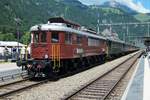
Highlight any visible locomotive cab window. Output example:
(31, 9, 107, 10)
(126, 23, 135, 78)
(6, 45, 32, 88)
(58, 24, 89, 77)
(41, 31, 47, 43)
(51, 32, 59, 43)
(33, 32, 40, 43)
(65, 32, 72, 44)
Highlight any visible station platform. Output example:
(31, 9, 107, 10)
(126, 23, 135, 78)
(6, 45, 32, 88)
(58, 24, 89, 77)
(0, 63, 23, 77)
(121, 54, 150, 100)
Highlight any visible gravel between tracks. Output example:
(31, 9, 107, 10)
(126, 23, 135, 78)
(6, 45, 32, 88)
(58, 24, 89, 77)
(5, 52, 138, 100)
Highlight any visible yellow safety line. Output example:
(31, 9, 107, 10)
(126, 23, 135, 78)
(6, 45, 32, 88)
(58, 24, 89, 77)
(59, 45, 60, 67)
(25, 46, 28, 60)
(56, 45, 59, 67)
(54, 45, 55, 69)
(51, 45, 52, 60)
(51, 44, 61, 70)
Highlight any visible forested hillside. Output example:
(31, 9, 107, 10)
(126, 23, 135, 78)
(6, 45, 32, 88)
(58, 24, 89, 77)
(0, 0, 147, 43)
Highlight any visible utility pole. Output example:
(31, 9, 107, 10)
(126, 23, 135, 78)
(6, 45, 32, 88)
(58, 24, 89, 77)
(126, 25, 129, 43)
(123, 32, 126, 42)
(14, 18, 21, 60)
(148, 23, 149, 37)
(97, 19, 100, 34)
(97, 11, 100, 34)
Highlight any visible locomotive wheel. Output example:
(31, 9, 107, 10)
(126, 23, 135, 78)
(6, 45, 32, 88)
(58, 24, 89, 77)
(44, 65, 55, 78)
(59, 60, 68, 75)
(78, 58, 84, 69)
(85, 58, 90, 67)
(82, 58, 86, 67)
(28, 69, 36, 78)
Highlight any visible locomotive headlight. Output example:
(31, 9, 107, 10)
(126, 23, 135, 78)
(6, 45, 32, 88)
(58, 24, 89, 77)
(102, 48, 105, 52)
(44, 54, 48, 59)
(27, 64, 32, 68)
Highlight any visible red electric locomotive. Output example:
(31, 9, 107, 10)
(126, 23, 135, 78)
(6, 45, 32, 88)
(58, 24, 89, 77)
(17, 17, 107, 77)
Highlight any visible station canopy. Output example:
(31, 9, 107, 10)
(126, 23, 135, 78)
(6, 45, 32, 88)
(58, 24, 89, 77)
(0, 41, 25, 47)
(143, 37, 150, 46)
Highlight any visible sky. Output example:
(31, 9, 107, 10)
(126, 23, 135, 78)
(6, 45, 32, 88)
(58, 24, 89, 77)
(78, 0, 150, 13)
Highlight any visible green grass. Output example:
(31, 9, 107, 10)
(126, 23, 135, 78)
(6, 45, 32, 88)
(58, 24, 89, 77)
(134, 13, 150, 22)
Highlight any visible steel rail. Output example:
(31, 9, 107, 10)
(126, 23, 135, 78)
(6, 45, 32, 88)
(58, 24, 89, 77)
(0, 78, 49, 98)
(0, 78, 29, 88)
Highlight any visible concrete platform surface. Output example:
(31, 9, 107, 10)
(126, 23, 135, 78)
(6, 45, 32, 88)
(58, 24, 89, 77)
(0, 63, 19, 71)
(0, 63, 22, 77)
(121, 54, 150, 100)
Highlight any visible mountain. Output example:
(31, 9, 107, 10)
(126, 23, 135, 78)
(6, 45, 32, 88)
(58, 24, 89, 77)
(0, 0, 143, 43)
(59, 0, 87, 9)
(100, 1, 137, 14)
(96, 0, 150, 22)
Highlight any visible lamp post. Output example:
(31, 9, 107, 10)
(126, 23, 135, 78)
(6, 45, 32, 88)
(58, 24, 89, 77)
(14, 18, 21, 60)
(148, 23, 149, 37)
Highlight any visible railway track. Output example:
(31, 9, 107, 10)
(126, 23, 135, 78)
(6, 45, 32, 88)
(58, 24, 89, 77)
(0, 78, 49, 98)
(65, 52, 142, 100)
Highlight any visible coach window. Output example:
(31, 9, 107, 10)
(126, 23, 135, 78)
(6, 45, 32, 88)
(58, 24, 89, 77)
(51, 32, 59, 43)
(41, 31, 47, 42)
(65, 32, 72, 44)
(34, 32, 40, 43)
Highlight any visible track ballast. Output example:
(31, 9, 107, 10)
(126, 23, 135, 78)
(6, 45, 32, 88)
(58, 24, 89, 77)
(65, 52, 142, 100)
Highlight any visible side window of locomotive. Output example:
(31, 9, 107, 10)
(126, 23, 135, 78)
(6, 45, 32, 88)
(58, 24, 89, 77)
(65, 32, 72, 44)
(51, 32, 59, 43)
(88, 38, 99, 46)
(77, 35, 82, 44)
(34, 32, 39, 43)
(41, 31, 47, 43)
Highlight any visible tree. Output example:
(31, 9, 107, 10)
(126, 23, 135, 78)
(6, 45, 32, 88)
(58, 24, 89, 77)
(0, 33, 16, 41)
(21, 32, 30, 45)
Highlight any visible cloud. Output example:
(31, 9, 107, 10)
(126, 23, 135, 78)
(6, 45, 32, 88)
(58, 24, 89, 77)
(79, 0, 150, 13)
(118, 0, 150, 13)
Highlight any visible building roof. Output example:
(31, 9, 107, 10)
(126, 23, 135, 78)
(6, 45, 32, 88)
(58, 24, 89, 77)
(0, 41, 25, 47)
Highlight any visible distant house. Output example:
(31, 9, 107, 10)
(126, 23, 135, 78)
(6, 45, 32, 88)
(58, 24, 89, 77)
(101, 28, 120, 40)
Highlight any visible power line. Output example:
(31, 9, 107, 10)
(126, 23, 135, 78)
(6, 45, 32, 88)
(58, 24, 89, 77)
(99, 22, 150, 26)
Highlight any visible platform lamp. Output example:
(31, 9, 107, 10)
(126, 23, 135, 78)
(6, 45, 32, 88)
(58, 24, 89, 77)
(14, 18, 21, 60)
